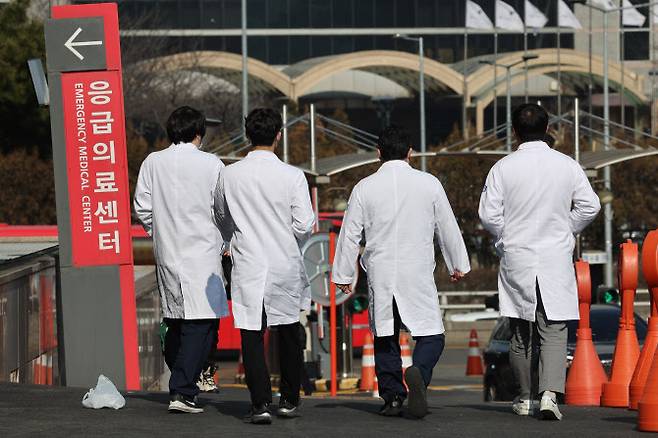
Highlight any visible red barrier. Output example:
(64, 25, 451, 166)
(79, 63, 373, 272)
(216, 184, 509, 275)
(631, 230, 658, 409)
(565, 261, 607, 405)
(601, 240, 641, 407)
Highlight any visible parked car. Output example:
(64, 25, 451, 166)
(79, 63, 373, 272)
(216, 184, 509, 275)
(482, 304, 648, 401)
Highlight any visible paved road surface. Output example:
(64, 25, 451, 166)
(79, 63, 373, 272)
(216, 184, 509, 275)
(0, 381, 644, 437)
(0, 349, 646, 437)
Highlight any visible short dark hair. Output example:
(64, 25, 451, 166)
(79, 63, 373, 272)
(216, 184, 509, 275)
(512, 103, 548, 142)
(245, 108, 282, 146)
(166, 106, 206, 144)
(377, 125, 411, 162)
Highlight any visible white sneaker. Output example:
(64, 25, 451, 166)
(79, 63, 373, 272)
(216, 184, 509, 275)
(512, 397, 536, 416)
(539, 392, 563, 421)
(168, 394, 204, 414)
(197, 366, 219, 393)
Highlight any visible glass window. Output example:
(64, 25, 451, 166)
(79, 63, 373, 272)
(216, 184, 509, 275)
(267, 36, 289, 64)
(434, 36, 460, 63)
(416, 0, 436, 27)
(222, 0, 241, 28)
(624, 31, 649, 61)
(155, 0, 178, 28)
(202, 1, 222, 28)
(498, 34, 524, 53)
(248, 0, 267, 27)
(203, 36, 228, 51)
(179, 0, 201, 28)
(250, 36, 268, 63)
(332, 36, 355, 56)
(354, 0, 374, 27)
(332, 0, 353, 27)
(223, 35, 241, 54)
(436, 0, 462, 27)
(310, 36, 333, 58)
(373, 35, 396, 51)
(375, 0, 395, 27)
(268, 0, 289, 28)
(289, 36, 311, 63)
(354, 35, 375, 51)
(310, 0, 331, 27)
(289, 0, 310, 27)
(395, 0, 415, 27)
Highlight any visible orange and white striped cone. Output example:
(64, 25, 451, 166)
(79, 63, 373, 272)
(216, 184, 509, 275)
(466, 329, 484, 376)
(400, 332, 413, 373)
(360, 332, 376, 391)
(372, 376, 379, 398)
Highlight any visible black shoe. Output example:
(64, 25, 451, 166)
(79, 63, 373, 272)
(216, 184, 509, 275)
(243, 404, 272, 424)
(378, 395, 404, 417)
(276, 399, 301, 418)
(168, 394, 204, 414)
(405, 366, 428, 418)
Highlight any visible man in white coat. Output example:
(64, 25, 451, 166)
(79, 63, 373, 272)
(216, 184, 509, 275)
(214, 108, 315, 424)
(134, 106, 229, 413)
(479, 103, 600, 421)
(332, 125, 471, 418)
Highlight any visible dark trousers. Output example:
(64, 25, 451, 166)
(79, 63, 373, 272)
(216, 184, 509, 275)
(374, 300, 446, 403)
(164, 318, 218, 398)
(241, 313, 304, 407)
(203, 319, 220, 369)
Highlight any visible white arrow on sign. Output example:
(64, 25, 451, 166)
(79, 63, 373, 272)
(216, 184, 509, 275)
(64, 27, 103, 61)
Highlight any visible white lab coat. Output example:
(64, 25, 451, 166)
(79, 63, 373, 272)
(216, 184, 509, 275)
(214, 150, 315, 330)
(478, 141, 601, 322)
(134, 143, 229, 320)
(332, 160, 471, 337)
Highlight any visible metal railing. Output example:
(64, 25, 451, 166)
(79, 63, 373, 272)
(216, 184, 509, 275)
(438, 289, 652, 312)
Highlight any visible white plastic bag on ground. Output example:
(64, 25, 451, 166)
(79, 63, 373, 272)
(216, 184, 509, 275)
(82, 374, 126, 409)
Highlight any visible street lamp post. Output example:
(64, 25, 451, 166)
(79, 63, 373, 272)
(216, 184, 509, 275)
(480, 54, 539, 152)
(394, 34, 426, 172)
(241, 0, 248, 140)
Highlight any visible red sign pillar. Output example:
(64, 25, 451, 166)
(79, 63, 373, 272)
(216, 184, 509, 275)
(45, 3, 140, 390)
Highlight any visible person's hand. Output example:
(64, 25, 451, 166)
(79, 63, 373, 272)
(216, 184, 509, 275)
(223, 249, 231, 257)
(335, 283, 353, 294)
(450, 270, 465, 283)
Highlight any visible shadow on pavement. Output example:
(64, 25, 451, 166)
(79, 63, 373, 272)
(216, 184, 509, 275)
(314, 401, 378, 415)
(125, 392, 170, 406)
(445, 403, 511, 414)
(212, 400, 252, 420)
(600, 416, 637, 425)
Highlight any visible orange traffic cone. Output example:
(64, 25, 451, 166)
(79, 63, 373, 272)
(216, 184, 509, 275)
(565, 261, 607, 405)
(360, 332, 376, 391)
(466, 329, 484, 376)
(638, 349, 658, 431)
(631, 230, 658, 409)
(400, 332, 413, 373)
(601, 240, 641, 407)
(372, 376, 379, 398)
